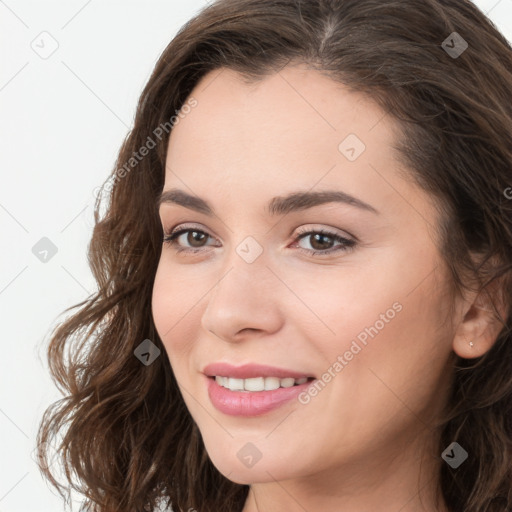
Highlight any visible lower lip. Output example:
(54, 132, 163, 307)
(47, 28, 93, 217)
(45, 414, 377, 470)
(205, 375, 315, 417)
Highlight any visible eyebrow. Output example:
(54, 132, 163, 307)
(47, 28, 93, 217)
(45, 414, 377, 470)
(157, 188, 379, 216)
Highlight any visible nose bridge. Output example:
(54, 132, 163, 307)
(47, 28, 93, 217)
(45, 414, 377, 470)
(218, 228, 270, 288)
(200, 237, 282, 341)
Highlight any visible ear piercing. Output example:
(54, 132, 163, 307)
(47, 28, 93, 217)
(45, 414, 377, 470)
(469, 341, 474, 347)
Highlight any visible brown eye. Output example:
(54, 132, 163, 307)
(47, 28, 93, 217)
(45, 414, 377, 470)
(163, 226, 356, 257)
(294, 229, 356, 257)
(306, 232, 336, 251)
(163, 228, 214, 253)
(186, 230, 208, 248)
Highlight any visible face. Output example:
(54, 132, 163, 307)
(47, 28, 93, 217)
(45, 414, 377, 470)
(152, 64, 456, 486)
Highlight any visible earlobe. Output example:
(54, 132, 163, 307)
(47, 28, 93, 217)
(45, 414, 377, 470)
(453, 333, 487, 360)
(452, 286, 507, 359)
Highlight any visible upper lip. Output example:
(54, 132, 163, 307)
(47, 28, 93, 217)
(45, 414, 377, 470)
(203, 362, 315, 380)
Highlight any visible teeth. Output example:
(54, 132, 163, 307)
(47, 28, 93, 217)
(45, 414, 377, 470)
(245, 377, 265, 391)
(214, 375, 310, 392)
(228, 377, 244, 390)
(264, 377, 280, 390)
(280, 377, 296, 388)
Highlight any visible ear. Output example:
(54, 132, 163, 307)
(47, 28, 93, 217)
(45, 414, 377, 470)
(452, 276, 508, 359)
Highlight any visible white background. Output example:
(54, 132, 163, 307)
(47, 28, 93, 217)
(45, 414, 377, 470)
(0, 1, 511, 510)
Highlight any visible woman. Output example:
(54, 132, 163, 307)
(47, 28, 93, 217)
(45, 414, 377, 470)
(37, 0, 512, 511)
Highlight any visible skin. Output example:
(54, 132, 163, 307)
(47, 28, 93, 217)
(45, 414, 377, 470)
(152, 64, 502, 512)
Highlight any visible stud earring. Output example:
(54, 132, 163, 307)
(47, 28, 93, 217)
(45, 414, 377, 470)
(469, 341, 474, 347)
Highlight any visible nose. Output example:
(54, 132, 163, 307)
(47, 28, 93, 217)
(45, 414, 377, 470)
(200, 258, 283, 343)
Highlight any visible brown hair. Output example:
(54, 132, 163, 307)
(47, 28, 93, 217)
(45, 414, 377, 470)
(36, 0, 512, 511)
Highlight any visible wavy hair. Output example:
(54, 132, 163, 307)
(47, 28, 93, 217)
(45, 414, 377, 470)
(36, 0, 512, 511)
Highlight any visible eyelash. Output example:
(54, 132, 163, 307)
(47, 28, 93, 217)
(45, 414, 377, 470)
(162, 225, 356, 257)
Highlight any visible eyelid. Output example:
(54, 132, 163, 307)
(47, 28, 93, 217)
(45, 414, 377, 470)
(164, 223, 353, 242)
(167, 222, 210, 237)
(162, 222, 357, 257)
(165, 222, 355, 240)
(294, 224, 357, 242)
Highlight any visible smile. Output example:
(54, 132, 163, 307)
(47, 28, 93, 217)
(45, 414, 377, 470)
(205, 375, 316, 416)
(213, 375, 311, 392)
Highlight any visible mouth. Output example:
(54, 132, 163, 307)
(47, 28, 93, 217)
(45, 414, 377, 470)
(202, 363, 317, 415)
(208, 375, 316, 392)
(203, 362, 316, 381)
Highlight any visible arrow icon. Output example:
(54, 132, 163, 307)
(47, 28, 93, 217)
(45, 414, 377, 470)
(236, 236, 263, 263)
(134, 339, 161, 365)
(339, 134, 366, 161)
(237, 442, 263, 467)
(441, 441, 468, 468)
(30, 31, 60, 60)
(442, 32, 468, 59)
(32, 237, 58, 263)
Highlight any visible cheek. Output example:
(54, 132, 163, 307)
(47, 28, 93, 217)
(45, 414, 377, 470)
(302, 251, 452, 408)
(151, 263, 200, 363)
(335, 279, 453, 423)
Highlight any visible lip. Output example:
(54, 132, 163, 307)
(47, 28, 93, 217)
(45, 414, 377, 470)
(202, 362, 315, 380)
(205, 374, 315, 416)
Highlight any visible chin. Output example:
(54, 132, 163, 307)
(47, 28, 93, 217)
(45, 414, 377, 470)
(206, 450, 296, 485)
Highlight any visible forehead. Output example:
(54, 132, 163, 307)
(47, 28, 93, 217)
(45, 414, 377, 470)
(165, 65, 399, 184)
(167, 65, 392, 153)
(162, 65, 439, 237)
